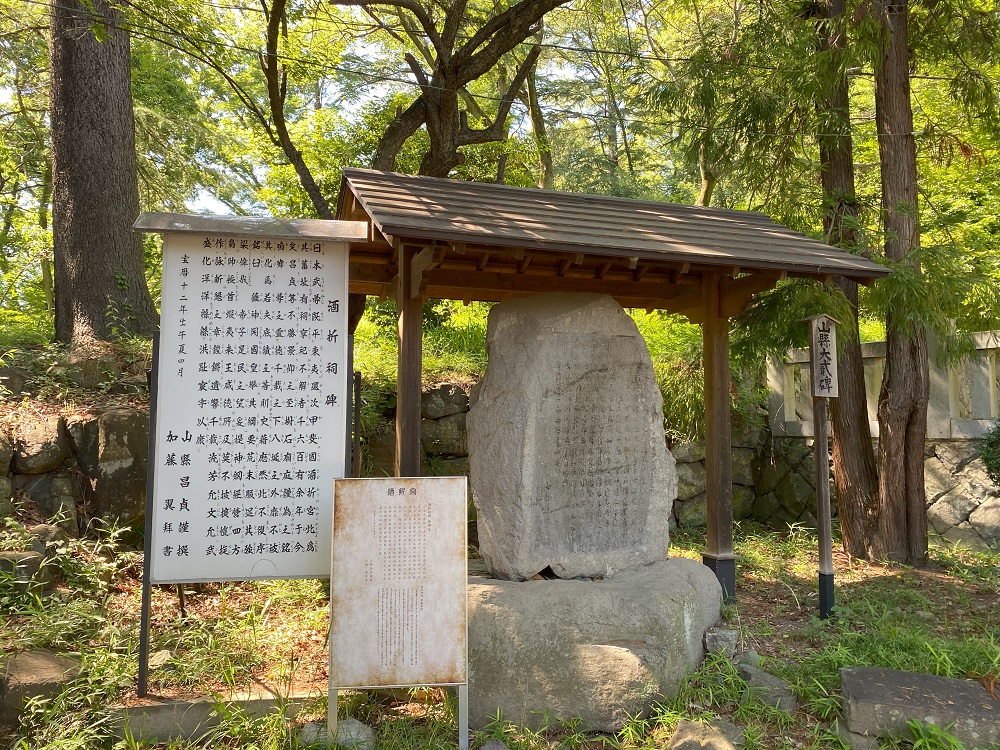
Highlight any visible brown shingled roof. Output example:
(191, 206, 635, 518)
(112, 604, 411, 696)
(337, 168, 887, 284)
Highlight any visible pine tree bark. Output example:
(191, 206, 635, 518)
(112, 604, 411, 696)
(816, 0, 880, 560)
(50, 0, 159, 344)
(872, 0, 929, 565)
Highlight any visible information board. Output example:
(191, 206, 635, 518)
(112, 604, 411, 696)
(150, 231, 349, 583)
(330, 477, 468, 689)
(809, 314, 838, 398)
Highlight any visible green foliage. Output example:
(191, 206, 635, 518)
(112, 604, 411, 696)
(979, 422, 1000, 487)
(908, 720, 966, 750)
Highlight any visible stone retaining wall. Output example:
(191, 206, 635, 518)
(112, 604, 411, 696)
(6, 381, 996, 553)
(1, 408, 150, 534)
(749, 434, 1000, 551)
(763, 332, 1000, 551)
(0, 381, 769, 537)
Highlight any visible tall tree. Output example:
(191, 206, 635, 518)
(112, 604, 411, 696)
(333, 0, 563, 176)
(871, 0, 929, 565)
(49, 0, 158, 344)
(813, 0, 880, 560)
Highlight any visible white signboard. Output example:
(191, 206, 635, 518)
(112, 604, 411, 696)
(330, 477, 468, 689)
(150, 232, 349, 583)
(810, 314, 838, 398)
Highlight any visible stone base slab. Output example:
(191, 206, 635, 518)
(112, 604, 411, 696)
(110, 689, 316, 742)
(468, 557, 721, 732)
(841, 667, 1000, 748)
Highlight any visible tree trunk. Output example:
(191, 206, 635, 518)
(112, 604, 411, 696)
(872, 0, 929, 565)
(524, 65, 553, 189)
(816, 0, 880, 560)
(50, 0, 159, 344)
(698, 141, 717, 206)
(39, 163, 54, 314)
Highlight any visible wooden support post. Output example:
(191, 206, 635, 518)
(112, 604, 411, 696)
(395, 245, 423, 477)
(814, 396, 834, 618)
(702, 270, 737, 603)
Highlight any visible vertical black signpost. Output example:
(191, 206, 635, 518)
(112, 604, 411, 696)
(808, 314, 838, 619)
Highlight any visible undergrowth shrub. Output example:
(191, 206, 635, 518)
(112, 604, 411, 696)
(980, 422, 1000, 486)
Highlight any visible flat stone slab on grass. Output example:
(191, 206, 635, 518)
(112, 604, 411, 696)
(110, 690, 315, 742)
(841, 667, 1000, 748)
(1, 650, 80, 724)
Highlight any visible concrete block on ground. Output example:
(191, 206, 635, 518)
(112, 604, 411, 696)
(0, 551, 48, 593)
(841, 667, 1000, 748)
(704, 629, 739, 659)
(300, 717, 375, 749)
(110, 690, 313, 742)
(667, 719, 745, 750)
(737, 663, 797, 713)
(0, 650, 80, 724)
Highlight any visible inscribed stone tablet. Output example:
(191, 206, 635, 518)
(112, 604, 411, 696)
(330, 477, 467, 688)
(150, 232, 348, 583)
(467, 293, 676, 581)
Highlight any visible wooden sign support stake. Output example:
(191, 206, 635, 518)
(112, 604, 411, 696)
(807, 314, 838, 619)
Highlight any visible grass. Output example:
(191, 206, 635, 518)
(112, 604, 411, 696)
(2, 514, 997, 750)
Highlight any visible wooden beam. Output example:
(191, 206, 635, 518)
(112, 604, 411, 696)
(719, 271, 784, 319)
(558, 258, 572, 277)
(420, 285, 682, 310)
(597, 261, 613, 279)
(701, 269, 736, 602)
(477, 251, 492, 272)
(660, 287, 704, 321)
(410, 245, 438, 300)
(518, 256, 533, 274)
(422, 268, 686, 301)
(395, 246, 423, 477)
(633, 265, 649, 282)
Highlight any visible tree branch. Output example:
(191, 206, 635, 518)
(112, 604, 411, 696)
(371, 97, 428, 170)
(260, 0, 333, 217)
(458, 45, 541, 146)
(453, 0, 567, 81)
(330, 0, 447, 63)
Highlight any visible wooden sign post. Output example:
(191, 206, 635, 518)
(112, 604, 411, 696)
(808, 314, 838, 619)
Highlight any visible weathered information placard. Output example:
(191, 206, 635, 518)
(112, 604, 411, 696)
(330, 477, 468, 688)
(149, 228, 350, 583)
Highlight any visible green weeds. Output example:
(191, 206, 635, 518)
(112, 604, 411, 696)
(3, 493, 999, 749)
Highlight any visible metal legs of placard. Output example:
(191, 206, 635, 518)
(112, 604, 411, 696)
(138, 331, 161, 698)
(327, 688, 338, 744)
(458, 683, 469, 750)
(327, 686, 465, 748)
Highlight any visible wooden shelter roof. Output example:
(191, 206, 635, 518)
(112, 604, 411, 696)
(338, 168, 887, 318)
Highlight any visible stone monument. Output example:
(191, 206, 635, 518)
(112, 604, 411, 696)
(467, 292, 677, 580)
(465, 293, 720, 731)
